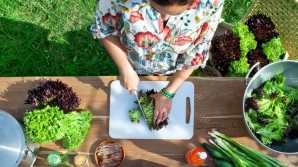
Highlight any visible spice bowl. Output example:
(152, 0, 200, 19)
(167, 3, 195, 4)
(74, 154, 89, 167)
(94, 140, 125, 167)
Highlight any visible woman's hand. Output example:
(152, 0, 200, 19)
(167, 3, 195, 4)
(150, 68, 195, 124)
(150, 92, 173, 124)
(119, 68, 139, 94)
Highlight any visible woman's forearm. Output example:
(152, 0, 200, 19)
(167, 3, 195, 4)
(165, 68, 195, 94)
(101, 35, 139, 94)
(101, 35, 133, 72)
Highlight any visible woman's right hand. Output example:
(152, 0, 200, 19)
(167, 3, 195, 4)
(119, 68, 139, 94)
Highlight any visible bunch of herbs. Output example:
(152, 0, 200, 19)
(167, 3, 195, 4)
(221, 0, 255, 25)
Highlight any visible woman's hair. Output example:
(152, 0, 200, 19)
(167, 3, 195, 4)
(151, 0, 195, 6)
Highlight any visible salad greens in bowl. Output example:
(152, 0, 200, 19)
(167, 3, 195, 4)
(243, 60, 298, 154)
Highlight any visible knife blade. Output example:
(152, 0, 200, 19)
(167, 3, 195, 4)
(134, 91, 149, 127)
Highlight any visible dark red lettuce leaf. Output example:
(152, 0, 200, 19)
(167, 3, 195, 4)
(245, 14, 278, 43)
(247, 47, 269, 68)
(210, 32, 241, 76)
(25, 80, 80, 112)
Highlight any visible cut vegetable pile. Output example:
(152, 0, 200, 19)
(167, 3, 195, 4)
(245, 74, 298, 145)
(204, 129, 288, 167)
(129, 89, 169, 130)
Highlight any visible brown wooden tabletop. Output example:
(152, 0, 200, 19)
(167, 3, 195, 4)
(0, 76, 297, 167)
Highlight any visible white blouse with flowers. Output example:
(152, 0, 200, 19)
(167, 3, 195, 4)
(90, 0, 224, 75)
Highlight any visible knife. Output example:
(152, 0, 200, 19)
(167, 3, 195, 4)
(134, 91, 149, 127)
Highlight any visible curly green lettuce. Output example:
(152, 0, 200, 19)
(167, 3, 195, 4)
(62, 111, 92, 151)
(262, 37, 286, 62)
(24, 106, 66, 144)
(232, 23, 257, 57)
(228, 56, 250, 77)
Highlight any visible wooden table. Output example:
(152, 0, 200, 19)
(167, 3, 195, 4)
(0, 76, 297, 167)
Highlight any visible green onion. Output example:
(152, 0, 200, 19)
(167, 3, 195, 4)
(207, 129, 288, 167)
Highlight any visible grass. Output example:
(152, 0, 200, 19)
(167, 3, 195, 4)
(0, 0, 117, 76)
(0, 0, 253, 77)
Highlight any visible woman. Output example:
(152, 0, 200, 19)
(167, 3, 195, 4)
(90, 0, 224, 124)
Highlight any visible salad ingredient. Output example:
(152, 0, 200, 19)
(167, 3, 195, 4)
(262, 37, 286, 62)
(245, 74, 298, 145)
(210, 32, 241, 76)
(245, 14, 278, 43)
(228, 56, 249, 77)
(207, 129, 287, 167)
(24, 106, 66, 144)
(246, 48, 269, 68)
(210, 14, 285, 77)
(129, 89, 169, 130)
(62, 111, 92, 151)
(221, 0, 255, 25)
(203, 143, 231, 163)
(128, 108, 142, 123)
(25, 80, 80, 112)
(24, 105, 92, 150)
(232, 23, 257, 57)
(213, 158, 235, 167)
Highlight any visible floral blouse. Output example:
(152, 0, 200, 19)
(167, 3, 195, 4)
(90, 0, 223, 75)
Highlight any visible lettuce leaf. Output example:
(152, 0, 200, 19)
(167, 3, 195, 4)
(262, 37, 286, 62)
(245, 74, 298, 145)
(62, 111, 92, 151)
(24, 106, 66, 144)
(232, 23, 257, 57)
(228, 56, 249, 76)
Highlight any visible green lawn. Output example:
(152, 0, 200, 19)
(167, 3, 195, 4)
(0, 0, 253, 76)
(0, 0, 117, 76)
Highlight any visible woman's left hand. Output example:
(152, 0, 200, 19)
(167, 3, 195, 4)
(150, 92, 173, 124)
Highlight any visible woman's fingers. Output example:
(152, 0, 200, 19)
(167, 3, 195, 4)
(155, 110, 168, 124)
(129, 89, 136, 95)
(152, 92, 173, 124)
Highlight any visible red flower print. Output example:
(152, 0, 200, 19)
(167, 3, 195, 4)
(134, 32, 159, 50)
(174, 36, 192, 46)
(187, 0, 200, 10)
(213, 0, 221, 7)
(102, 13, 121, 29)
(194, 22, 210, 45)
(129, 11, 144, 23)
(191, 53, 206, 66)
(163, 26, 171, 41)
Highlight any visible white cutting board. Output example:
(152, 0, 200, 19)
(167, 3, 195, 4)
(109, 80, 194, 139)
